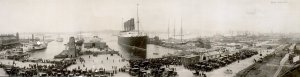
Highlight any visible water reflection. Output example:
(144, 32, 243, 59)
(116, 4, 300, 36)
(28, 36, 70, 60)
(118, 45, 146, 59)
(28, 41, 65, 59)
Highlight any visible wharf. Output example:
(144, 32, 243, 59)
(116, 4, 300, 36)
(0, 49, 128, 77)
(0, 68, 7, 76)
(54, 47, 119, 59)
(54, 50, 77, 58)
(0, 59, 53, 68)
(235, 44, 294, 77)
(67, 54, 129, 72)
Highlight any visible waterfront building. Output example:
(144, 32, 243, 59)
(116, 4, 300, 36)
(55, 37, 78, 58)
(148, 36, 162, 45)
(295, 43, 300, 55)
(180, 49, 225, 66)
(0, 33, 20, 50)
(180, 54, 200, 66)
(83, 36, 108, 51)
(202, 51, 223, 61)
(184, 38, 211, 49)
(68, 37, 77, 57)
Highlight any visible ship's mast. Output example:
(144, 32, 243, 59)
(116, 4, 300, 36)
(167, 19, 170, 39)
(180, 17, 183, 42)
(173, 19, 176, 39)
(136, 4, 140, 35)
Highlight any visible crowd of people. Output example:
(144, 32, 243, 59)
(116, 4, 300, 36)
(1, 59, 76, 76)
(66, 67, 116, 77)
(187, 49, 258, 72)
(128, 57, 181, 77)
(0, 44, 262, 77)
(125, 49, 258, 77)
(1, 52, 128, 77)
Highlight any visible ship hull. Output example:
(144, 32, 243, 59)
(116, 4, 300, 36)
(118, 35, 148, 59)
(25, 44, 48, 52)
(118, 36, 148, 50)
(29, 47, 47, 52)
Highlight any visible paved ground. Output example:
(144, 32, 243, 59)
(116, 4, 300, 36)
(67, 54, 129, 71)
(67, 52, 270, 77)
(235, 44, 292, 77)
(273, 54, 290, 77)
(0, 43, 282, 77)
(0, 68, 8, 76)
(0, 49, 277, 77)
(206, 49, 275, 77)
(0, 59, 53, 76)
(174, 65, 194, 77)
(67, 54, 133, 77)
(0, 59, 53, 68)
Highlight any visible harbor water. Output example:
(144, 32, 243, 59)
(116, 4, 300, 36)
(27, 33, 178, 60)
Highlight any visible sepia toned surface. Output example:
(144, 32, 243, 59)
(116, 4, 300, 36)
(0, 0, 300, 77)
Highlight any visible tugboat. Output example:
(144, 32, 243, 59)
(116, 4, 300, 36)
(56, 37, 63, 42)
(22, 34, 48, 52)
(26, 41, 47, 52)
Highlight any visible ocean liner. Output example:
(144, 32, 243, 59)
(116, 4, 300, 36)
(118, 4, 148, 51)
(118, 18, 148, 51)
(118, 4, 148, 59)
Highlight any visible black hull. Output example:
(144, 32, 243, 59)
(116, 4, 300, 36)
(118, 44, 147, 59)
(118, 36, 148, 49)
(28, 47, 47, 52)
(118, 36, 148, 59)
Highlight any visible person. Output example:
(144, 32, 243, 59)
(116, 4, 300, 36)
(203, 74, 207, 77)
(13, 61, 16, 66)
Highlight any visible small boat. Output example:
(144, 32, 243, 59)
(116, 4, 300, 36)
(56, 38, 63, 42)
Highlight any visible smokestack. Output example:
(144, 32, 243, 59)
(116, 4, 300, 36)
(32, 34, 34, 42)
(16, 32, 19, 41)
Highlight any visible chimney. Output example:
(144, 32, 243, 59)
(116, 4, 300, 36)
(32, 34, 34, 42)
(16, 32, 19, 41)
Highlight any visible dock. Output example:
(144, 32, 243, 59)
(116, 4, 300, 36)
(235, 44, 295, 77)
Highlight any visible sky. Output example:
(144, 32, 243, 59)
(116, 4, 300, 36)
(0, 0, 299, 33)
